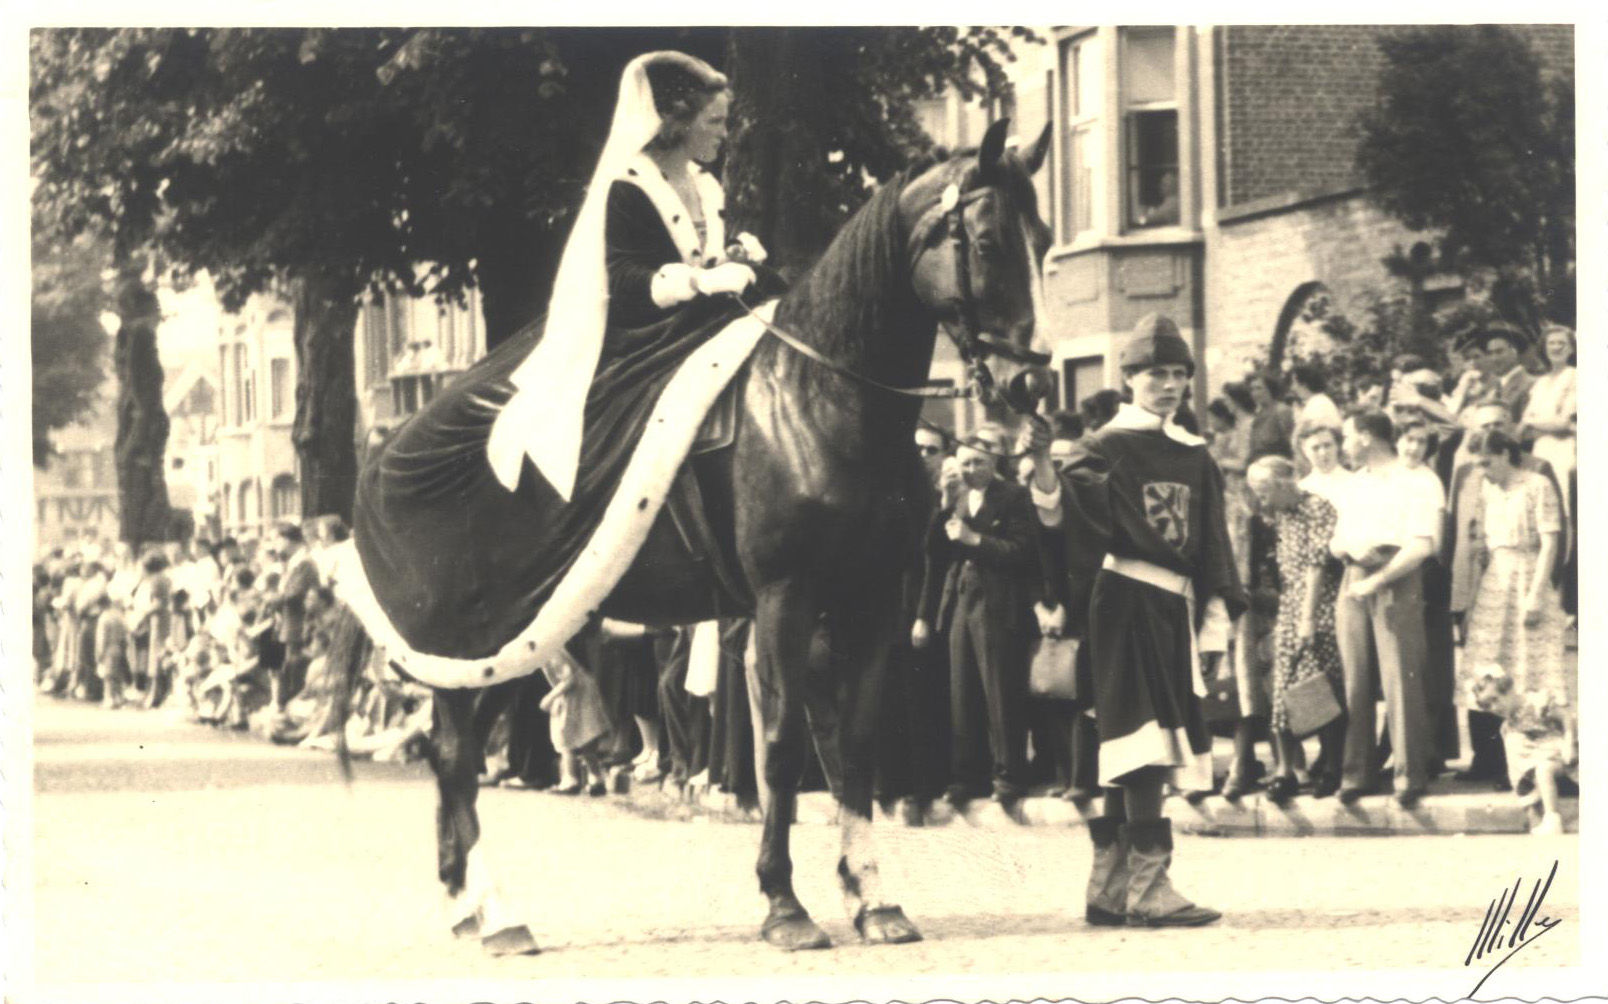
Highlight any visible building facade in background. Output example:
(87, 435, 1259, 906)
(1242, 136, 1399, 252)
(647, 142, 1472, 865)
(163, 361, 221, 535)
(918, 24, 1573, 429)
(214, 294, 299, 541)
(353, 285, 486, 437)
(32, 397, 119, 555)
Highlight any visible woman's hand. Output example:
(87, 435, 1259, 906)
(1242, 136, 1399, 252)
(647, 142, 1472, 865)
(1523, 594, 1545, 629)
(911, 619, 931, 650)
(694, 262, 757, 297)
(726, 232, 768, 266)
(1034, 602, 1065, 638)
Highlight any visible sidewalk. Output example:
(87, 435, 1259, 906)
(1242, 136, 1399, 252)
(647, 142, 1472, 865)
(609, 742, 1580, 837)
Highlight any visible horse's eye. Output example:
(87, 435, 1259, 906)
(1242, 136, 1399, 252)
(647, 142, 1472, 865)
(975, 236, 1003, 257)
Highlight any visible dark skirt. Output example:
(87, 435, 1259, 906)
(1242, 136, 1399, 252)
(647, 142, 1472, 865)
(1087, 570, 1213, 789)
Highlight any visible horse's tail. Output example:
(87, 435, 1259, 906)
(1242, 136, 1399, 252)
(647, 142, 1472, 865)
(324, 600, 373, 782)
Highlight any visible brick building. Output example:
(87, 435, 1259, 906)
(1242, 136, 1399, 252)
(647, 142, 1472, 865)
(920, 24, 1573, 422)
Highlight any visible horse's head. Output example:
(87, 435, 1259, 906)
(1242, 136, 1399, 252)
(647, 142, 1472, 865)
(903, 118, 1053, 414)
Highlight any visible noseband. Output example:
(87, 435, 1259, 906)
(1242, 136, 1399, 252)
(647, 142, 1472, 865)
(905, 181, 1052, 398)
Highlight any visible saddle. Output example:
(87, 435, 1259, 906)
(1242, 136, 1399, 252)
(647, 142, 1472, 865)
(613, 380, 753, 623)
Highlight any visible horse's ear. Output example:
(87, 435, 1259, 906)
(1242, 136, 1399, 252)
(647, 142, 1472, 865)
(978, 118, 1010, 179)
(1023, 123, 1051, 176)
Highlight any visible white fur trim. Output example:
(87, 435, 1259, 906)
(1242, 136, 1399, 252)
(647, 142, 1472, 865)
(332, 302, 775, 689)
(1106, 402, 1206, 446)
(1098, 720, 1214, 792)
(622, 153, 726, 266)
(651, 263, 700, 308)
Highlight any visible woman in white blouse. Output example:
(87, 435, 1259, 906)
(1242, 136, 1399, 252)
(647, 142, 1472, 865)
(1519, 324, 1576, 511)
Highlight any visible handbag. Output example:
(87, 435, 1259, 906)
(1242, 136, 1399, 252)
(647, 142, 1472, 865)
(1029, 635, 1079, 700)
(1200, 672, 1240, 725)
(1283, 645, 1343, 738)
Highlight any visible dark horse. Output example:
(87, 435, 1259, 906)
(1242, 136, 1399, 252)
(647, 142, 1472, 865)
(326, 119, 1052, 955)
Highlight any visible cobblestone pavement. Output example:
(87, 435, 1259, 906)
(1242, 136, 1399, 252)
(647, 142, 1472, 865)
(25, 700, 1581, 998)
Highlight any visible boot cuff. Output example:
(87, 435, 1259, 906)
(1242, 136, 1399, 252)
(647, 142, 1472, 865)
(1087, 816, 1123, 846)
(1123, 818, 1174, 853)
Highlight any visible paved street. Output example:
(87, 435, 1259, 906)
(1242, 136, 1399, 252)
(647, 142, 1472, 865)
(27, 699, 1580, 995)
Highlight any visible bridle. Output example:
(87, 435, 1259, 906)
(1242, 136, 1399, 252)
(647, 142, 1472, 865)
(730, 173, 1051, 412)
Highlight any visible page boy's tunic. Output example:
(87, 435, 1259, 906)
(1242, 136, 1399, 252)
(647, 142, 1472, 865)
(1039, 407, 1245, 788)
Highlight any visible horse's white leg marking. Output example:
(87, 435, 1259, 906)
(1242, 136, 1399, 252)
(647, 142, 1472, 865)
(840, 811, 892, 916)
(465, 844, 518, 934)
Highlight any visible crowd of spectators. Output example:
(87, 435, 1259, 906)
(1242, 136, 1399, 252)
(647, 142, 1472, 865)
(33, 320, 1578, 834)
(34, 519, 434, 760)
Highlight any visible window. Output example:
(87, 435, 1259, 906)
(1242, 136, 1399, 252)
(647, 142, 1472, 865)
(1122, 27, 1179, 229)
(438, 302, 456, 364)
(1061, 355, 1106, 410)
(270, 357, 291, 420)
(363, 297, 391, 387)
(238, 480, 255, 527)
(270, 474, 299, 520)
(1059, 32, 1103, 239)
(231, 344, 247, 426)
(388, 294, 410, 357)
(218, 345, 230, 426)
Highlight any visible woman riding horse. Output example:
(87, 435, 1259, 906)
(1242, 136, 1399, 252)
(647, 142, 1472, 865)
(331, 49, 1053, 955)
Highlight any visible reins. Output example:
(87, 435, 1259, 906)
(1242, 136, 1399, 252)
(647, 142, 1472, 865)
(724, 175, 1052, 462)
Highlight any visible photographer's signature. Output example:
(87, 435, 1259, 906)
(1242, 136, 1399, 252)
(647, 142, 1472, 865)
(1465, 859, 1562, 998)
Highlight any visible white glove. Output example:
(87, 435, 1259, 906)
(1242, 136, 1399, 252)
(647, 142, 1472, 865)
(728, 232, 769, 265)
(693, 262, 757, 297)
(650, 263, 700, 308)
(1034, 602, 1066, 638)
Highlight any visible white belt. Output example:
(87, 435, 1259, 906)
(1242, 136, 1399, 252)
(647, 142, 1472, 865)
(1101, 554, 1208, 698)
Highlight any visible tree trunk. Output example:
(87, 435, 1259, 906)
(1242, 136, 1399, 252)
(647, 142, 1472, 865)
(291, 270, 360, 524)
(111, 261, 172, 550)
(725, 29, 837, 278)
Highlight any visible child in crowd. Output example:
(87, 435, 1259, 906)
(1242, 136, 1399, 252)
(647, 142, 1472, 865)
(540, 653, 614, 796)
(1466, 663, 1577, 836)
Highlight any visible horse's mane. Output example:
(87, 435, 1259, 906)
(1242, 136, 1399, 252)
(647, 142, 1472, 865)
(771, 167, 928, 381)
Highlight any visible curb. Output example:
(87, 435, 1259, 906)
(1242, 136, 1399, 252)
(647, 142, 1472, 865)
(607, 767, 1579, 836)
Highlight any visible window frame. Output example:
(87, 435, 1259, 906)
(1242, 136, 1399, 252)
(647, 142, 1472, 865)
(1119, 26, 1181, 232)
(1058, 30, 1102, 242)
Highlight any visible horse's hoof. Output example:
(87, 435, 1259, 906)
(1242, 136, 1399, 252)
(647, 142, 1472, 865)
(450, 912, 482, 939)
(854, 905, 923, 945)
(481, 923, 540, 956)
(761, 910, 832, 951)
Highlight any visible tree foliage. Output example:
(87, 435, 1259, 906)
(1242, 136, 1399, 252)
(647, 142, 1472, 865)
(1356, 26, 1574, 331)
(31, 27, 1028, 523)
(31, 231, 111, 467)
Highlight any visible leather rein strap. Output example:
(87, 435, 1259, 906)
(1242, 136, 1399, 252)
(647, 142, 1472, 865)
(730, 293, 971, 400)
(728, 182, 1043, 404)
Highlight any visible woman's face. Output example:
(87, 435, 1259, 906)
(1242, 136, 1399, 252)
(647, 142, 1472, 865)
(1476, 450, 1514, 484)
(1249, 378, 1273, 408)
(1302, 432, 1339, 472)
(1545, 329, 1575, 366)
(1398, 429, 1432, 466)
(682, 91, 730, 164)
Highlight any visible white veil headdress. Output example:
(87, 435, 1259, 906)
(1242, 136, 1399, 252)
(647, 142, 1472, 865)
(485, 52, 674, 500)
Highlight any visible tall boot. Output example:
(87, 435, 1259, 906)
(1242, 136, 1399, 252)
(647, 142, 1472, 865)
(1122, 819, 1221, 927)
(1085, 816, 1128, 926)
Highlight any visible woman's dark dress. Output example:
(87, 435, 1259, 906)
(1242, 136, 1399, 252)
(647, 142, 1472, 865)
(351, 181, 780, 660)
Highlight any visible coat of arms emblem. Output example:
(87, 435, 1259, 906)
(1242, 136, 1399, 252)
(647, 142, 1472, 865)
(1142, 481, 1191, 549)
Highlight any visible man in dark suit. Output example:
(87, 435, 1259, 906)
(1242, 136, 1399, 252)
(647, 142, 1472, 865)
(913, 434, 1043, 805)
(271, 522, 321, 710)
